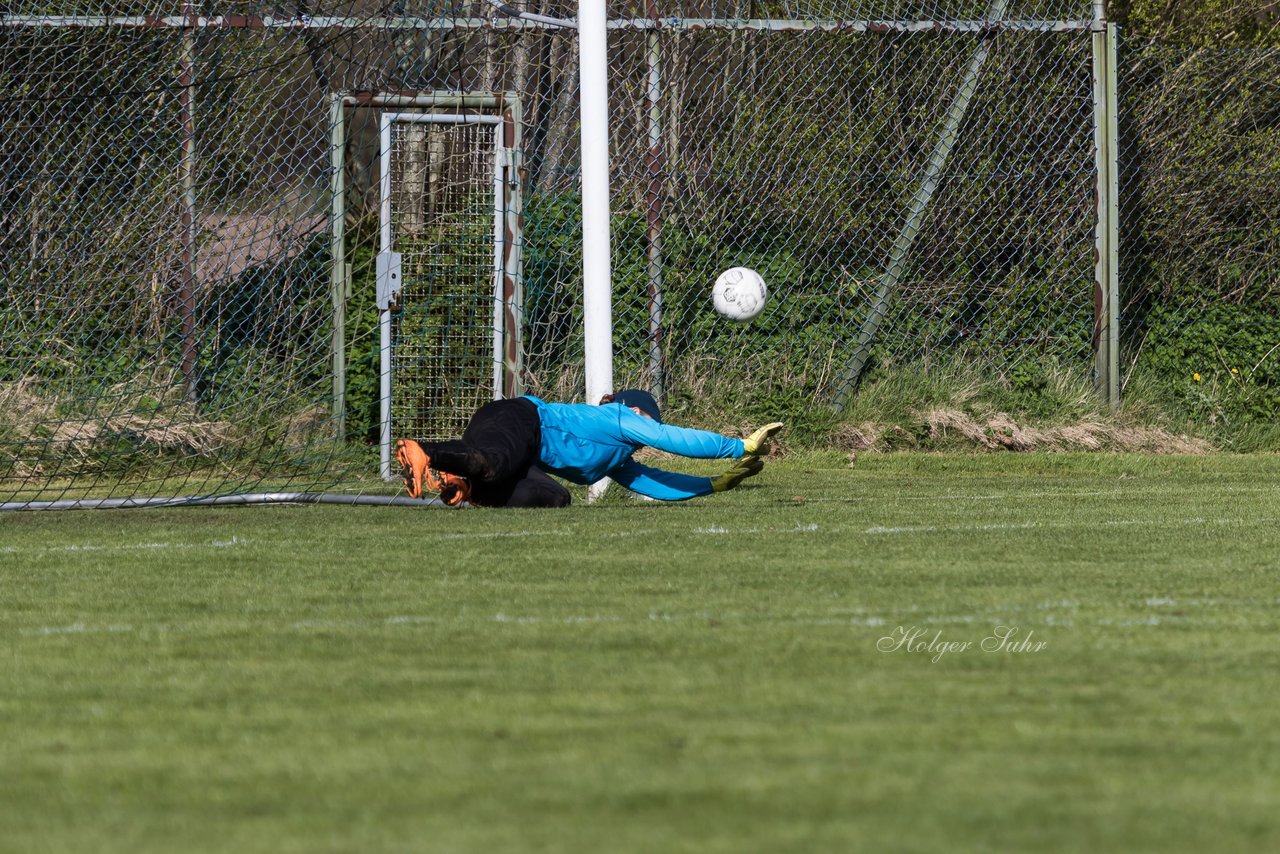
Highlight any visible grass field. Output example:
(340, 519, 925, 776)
(3, 452, 1280, 853)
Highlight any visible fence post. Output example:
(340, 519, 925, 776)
(178, 1, 198, 402)
(644, 3, 665, 401)
(329, 91, 347, 438)
(1092, 18, 1120, 405)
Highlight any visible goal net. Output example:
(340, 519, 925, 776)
(1, 0, 1099, 509)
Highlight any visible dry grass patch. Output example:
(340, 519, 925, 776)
(1, 377, 235, 478)
(829, 408, 1211, 454)
(922, 408, 1211, 454)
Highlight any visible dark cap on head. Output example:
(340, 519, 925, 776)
(613, 389, 661, 422)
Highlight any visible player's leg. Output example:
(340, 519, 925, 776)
(399, 397, 538, 484)
(435, 397, 540, 483)
(511, 466, 572, 507)
(396, 398, 540, 501)
(470, 465, 570, 508)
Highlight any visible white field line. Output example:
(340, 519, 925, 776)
(21, 594, 1274, 639)
(435, 523, 823, 540)
(10, 511, 1255, 554)
(23, 622, 140, 636)
(865, 521, 1057, 534)
(692, 523, 820, 535)
(1143, 596, 1280, 607)
(860, 516, 1255, 535)
(13, 611, 960, 636)
(3, 613, 1209, 636)
(413, 509, 1261, 544)
(3, 516, 1227, 552)
(800, 490, 1119, 503)
(802, 484, 1280, 504)
(0, 524, 824, 556)
(431, 528, 642, 541)
(900, 490, 1119, 502)
(437, 530, 547, 540)
(0, 537, 249, 555)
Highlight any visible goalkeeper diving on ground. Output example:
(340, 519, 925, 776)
(394, 389, 784, 508)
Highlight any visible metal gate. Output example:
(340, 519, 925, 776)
(376, 107, 522, 480)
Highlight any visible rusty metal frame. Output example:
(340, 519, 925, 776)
(340, 92, 526, 404)
(0, 15, 1094, 33)
(332, 91, 524, 477)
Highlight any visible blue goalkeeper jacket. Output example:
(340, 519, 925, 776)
(525, 396, 745, 501)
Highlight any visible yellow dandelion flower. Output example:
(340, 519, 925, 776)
(1193, 373, 1202, 382)
(1231, 368, 1239, 375)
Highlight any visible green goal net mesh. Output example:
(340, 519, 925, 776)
(2, 2, 1274, 508)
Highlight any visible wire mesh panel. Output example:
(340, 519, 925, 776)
(0, 20, 343, 508)
(4, 0, 1191, 508)
(598, 27, 1099, 407)
(386, 116, 501, 450)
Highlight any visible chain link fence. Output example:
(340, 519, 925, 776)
(1, 1, 1273, 506)
(1118, 41, 1280, 422)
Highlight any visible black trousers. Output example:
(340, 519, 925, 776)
(421, 398, 571, 508)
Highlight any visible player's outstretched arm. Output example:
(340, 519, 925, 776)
(618, 411, 783, 461)
(609, 459, 716, 501)
(618, 413, 743, 459)
(610, 456, 766, 501)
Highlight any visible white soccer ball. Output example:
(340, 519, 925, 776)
(712, 267, 768, 322)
